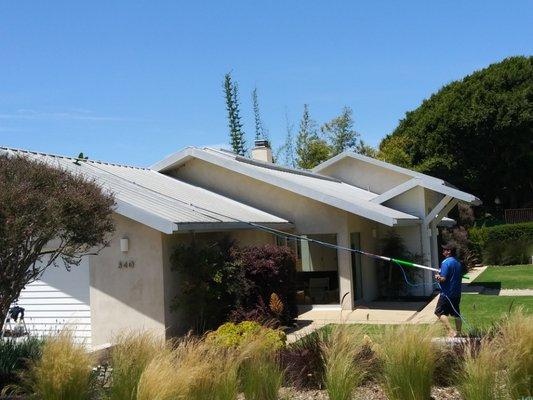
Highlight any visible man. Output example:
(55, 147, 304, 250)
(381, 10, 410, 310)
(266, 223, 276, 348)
(434, 243, 463, 337)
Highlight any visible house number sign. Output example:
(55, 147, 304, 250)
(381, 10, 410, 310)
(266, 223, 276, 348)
(118, 260, 135, 269)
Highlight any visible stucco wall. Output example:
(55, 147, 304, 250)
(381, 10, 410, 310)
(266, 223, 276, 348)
(317, 157, 411, 194)
(90, 215, 166, 346)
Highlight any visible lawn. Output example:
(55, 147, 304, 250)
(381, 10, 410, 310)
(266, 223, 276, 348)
(313, 294, 533, 339)
(472, 264, 533, 289)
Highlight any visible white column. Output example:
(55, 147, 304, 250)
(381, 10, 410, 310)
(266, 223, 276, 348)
(337, 228, 354, 310)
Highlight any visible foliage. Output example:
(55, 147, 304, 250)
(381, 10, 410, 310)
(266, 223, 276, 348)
(231, 244, 298, 324)
(377, 230, 423, 298)
(170, 237, 245, 332)
(458, 340, 505, 400)
(0, 337, 43, 389)
(376, 325, 437, 400)
(469, 222, 533, 264)
(107, 331, 165, 400)
(0, 154, 115, 324)
(240, 354, 282, 400)
(18, 332, 95, 400)
(493, 308, 533, 398)
(321, 325, 369, 400)
(251, 87, 268, 141)
(280, 330, 325, 389)
(206, 321, 286, 350)
(378, 56, 533, 213)
(295, 104, 331, 169)
(320, 106, 359, 156)
(223, 72, 246, 156)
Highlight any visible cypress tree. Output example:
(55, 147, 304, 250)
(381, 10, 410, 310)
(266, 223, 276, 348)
(252, 87, 268, 141)
(223, 73, 246, 156)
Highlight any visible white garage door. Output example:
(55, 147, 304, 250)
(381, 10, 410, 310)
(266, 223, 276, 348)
(15, 257, 91, 345)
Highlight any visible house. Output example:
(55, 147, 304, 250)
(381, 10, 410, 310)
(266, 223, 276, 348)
(1, 142, 480, 347)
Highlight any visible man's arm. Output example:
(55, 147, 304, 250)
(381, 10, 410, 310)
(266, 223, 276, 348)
(435, 261, 450, 283)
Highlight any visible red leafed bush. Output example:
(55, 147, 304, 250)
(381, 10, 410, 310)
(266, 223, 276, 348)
(231, 245, 297, 325)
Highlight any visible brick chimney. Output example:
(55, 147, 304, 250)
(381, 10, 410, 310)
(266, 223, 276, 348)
(251, 139, 273, 163)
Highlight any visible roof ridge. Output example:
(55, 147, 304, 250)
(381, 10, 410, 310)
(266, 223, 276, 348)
(0, 146, 148, 170)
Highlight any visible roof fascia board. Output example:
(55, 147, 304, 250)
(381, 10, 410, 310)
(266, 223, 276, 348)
(150, 147, 194, 172)
(424, 195, 453, 226)
(370, 178, 419, 204)
(115, 199, 177, 234)
(175, 221, 294, 232)
(420, 180, 481, 206)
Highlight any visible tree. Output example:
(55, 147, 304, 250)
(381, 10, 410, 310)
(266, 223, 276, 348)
(321, 106, 359, 156)
(295, 104, 331, 169)
(0, 154, 115, 323)
(378, 56, 533, 213)
(354, 140, 377, 157)
(223, 72, 246, 156)
(252, 87, 268, 141)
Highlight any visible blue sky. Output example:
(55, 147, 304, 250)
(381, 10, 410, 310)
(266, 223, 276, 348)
(1, 1, 532, 166)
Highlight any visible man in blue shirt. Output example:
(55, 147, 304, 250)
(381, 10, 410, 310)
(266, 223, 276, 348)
(434, 243, 463, 337)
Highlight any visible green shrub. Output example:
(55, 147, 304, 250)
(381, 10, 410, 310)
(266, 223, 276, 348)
(207, 321, 286, 350)
(0, 337, 43, 388)
(469, 222, 533, 265)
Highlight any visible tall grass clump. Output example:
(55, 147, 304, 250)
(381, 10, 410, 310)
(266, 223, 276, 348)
(377, 325, 436, 400)
(239, 333, 284, 400)
(458, 340, 504, 400)
(107, 331, 165, 400)
(22, 332, 94, 400)
(0, 337, 43, 389)
(321, 325, 369, 400)
(494, 308, 533, 398)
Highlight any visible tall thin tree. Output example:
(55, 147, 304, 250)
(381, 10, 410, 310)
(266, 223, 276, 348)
(321, 106, 359, 156)
(252, 87, 268, 141)
(223, 73, 246, 156)
(296, 104, 330, 169)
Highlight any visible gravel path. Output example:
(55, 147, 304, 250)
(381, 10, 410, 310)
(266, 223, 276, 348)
(276, 384, 462, 399)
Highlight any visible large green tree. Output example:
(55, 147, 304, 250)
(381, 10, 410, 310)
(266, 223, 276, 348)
(223, 73, 246, 156)
(295, 104, 331, 169)
(379, 56, 533, 212)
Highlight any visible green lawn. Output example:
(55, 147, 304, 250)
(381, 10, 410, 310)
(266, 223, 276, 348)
(309, 294, 533, 340)
(472, 264, 533, 289)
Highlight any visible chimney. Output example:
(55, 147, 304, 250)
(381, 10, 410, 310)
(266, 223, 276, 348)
(251, 139, 273, 163)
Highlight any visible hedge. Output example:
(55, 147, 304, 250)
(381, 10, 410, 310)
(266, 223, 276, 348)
(469, 222, 533, 265)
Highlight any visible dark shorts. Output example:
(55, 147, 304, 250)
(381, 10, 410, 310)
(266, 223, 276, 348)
(435, 295, 461, 317)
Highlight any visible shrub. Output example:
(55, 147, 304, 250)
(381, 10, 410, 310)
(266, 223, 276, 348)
(493, 308, 533, 398)
(21, 332, 94, 400)
(280, 330, 325, 389)
(107, 331, 165, 400)
(0, 337, 43, 389)
(322, 325, 369, 400)
(170, 237, 246, 332)
(207, 321, 286, 350)
(469, 222, 533, 265)
(458, 340, 505, 400)
(233, 244, 297, 325)
(377, 325, 436, 400)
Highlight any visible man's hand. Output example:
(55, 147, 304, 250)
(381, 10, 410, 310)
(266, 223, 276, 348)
(434, 273, 446, 283)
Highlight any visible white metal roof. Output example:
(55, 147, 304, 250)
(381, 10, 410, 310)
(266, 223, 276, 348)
(151, 147, 421, 227)
(0, 147, 291, 234)
(312, 151, 481, 206)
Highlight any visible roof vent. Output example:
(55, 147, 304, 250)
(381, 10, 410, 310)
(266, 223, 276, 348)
(251, 139, 273, 163)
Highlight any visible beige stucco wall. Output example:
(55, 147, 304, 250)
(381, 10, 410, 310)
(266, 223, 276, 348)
(90, 214, 166, 346)
(317, 157, 411, 194)
(168, 158, 387, 308)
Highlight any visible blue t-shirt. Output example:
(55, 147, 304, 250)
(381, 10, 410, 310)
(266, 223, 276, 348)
(439, 257, 462, 298)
